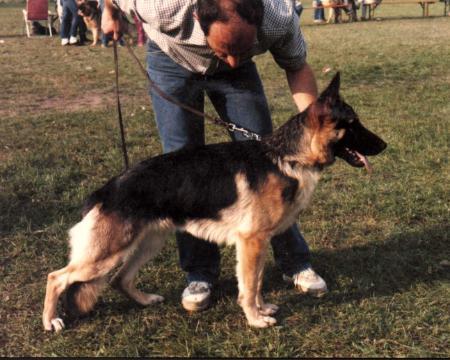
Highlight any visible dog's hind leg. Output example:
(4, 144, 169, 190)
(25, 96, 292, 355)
(111, 231, 166, 306)
(235, 233, 276, 328)
(42, 206, 136, 331)
(43, 254, 122, 332)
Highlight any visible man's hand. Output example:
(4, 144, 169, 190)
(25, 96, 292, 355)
(101, 0, 128, 41)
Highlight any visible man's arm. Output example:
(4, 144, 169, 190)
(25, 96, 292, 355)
(286, 63, 318, 112)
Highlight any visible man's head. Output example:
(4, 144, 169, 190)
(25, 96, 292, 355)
(197, 0, 263, 68)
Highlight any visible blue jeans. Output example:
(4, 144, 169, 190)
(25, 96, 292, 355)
(60, 0, 79, 39)
(146, 42, 311, 284)
(313, 0, 325, 20)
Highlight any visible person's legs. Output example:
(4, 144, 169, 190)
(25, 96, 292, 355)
(78, 17, 87, 44)
(101, 33, 111, 47)
(66, 0, 79, 41)
(60, 0, 71, 43)
(313, 0, 325, 21)
(271, 226, 310, 277)
(205, 61, 313, 276)
(146, 42, 221, 292)
(361, 0, 367, 19)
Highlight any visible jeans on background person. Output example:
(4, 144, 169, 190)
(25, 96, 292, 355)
(146, 41, 312, 285)
(313, 0, 325, 21)
(60, 0, 79, 40)
(78, 18, 88, 44)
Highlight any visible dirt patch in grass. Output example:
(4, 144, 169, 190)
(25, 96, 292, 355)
(0, 90, 136, 118)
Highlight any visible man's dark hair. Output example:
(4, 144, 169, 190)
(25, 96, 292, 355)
(197, 0, 264, 35)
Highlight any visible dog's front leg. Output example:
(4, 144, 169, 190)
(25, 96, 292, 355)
(235, 234, 276, 328)
(92, 28, 98, 46)
(255, 251, 279, 316)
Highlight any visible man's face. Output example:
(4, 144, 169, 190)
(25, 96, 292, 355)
(205, 17, 257, 68)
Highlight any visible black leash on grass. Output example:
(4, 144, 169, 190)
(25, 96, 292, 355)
(113, 39, 129, 170)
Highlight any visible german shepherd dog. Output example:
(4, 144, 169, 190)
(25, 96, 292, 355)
(43, 73, 386, 331)
(77, 0, 101, 46)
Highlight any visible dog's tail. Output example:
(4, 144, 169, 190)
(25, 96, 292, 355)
(64, 278, 107, 317)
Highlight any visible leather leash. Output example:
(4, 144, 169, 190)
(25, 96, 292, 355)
(113, 39, 129, 170)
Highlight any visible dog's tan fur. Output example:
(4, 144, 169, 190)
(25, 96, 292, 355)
(83, 17, 100, 46)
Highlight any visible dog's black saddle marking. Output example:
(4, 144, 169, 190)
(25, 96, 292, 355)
(84, 141, 295, 224)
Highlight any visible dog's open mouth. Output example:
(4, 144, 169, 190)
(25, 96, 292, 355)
(336, 147, 372, 173)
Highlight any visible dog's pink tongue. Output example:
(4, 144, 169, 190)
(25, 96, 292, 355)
(356, 151, 372, 174)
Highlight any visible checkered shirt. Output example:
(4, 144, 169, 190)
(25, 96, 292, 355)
(115, 0, 307, 74)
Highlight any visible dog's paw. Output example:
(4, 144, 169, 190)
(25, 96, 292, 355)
(47, 318, 65, 332)
(258, 303, 279, 316)
(140, 294, 164, 306)
(248, 315, 277, 328)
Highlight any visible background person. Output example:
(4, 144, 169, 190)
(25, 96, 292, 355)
(60, 0, 80, 45)
(102, 0, 328, 312)
(313, 0, 326, 23)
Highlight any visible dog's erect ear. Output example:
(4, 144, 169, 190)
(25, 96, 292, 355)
(318, 72, 340, 103)
(305, 72, 342, 129)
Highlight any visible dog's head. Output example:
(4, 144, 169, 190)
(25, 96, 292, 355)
(77, 0, 98, 17)
(304, 72, 387, 171)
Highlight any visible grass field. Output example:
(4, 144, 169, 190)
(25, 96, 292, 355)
(1, 2, 449, 357)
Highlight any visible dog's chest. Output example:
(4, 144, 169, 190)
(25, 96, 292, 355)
(275, 166, 320, 234)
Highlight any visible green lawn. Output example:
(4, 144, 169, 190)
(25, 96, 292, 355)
(0, 2, 449, 357)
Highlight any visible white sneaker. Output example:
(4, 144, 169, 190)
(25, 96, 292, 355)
(61, 38, 69, 46)
(181, 281, 212, 312)
(69, 36, 78, 45)
(284, 266, 328, 297)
